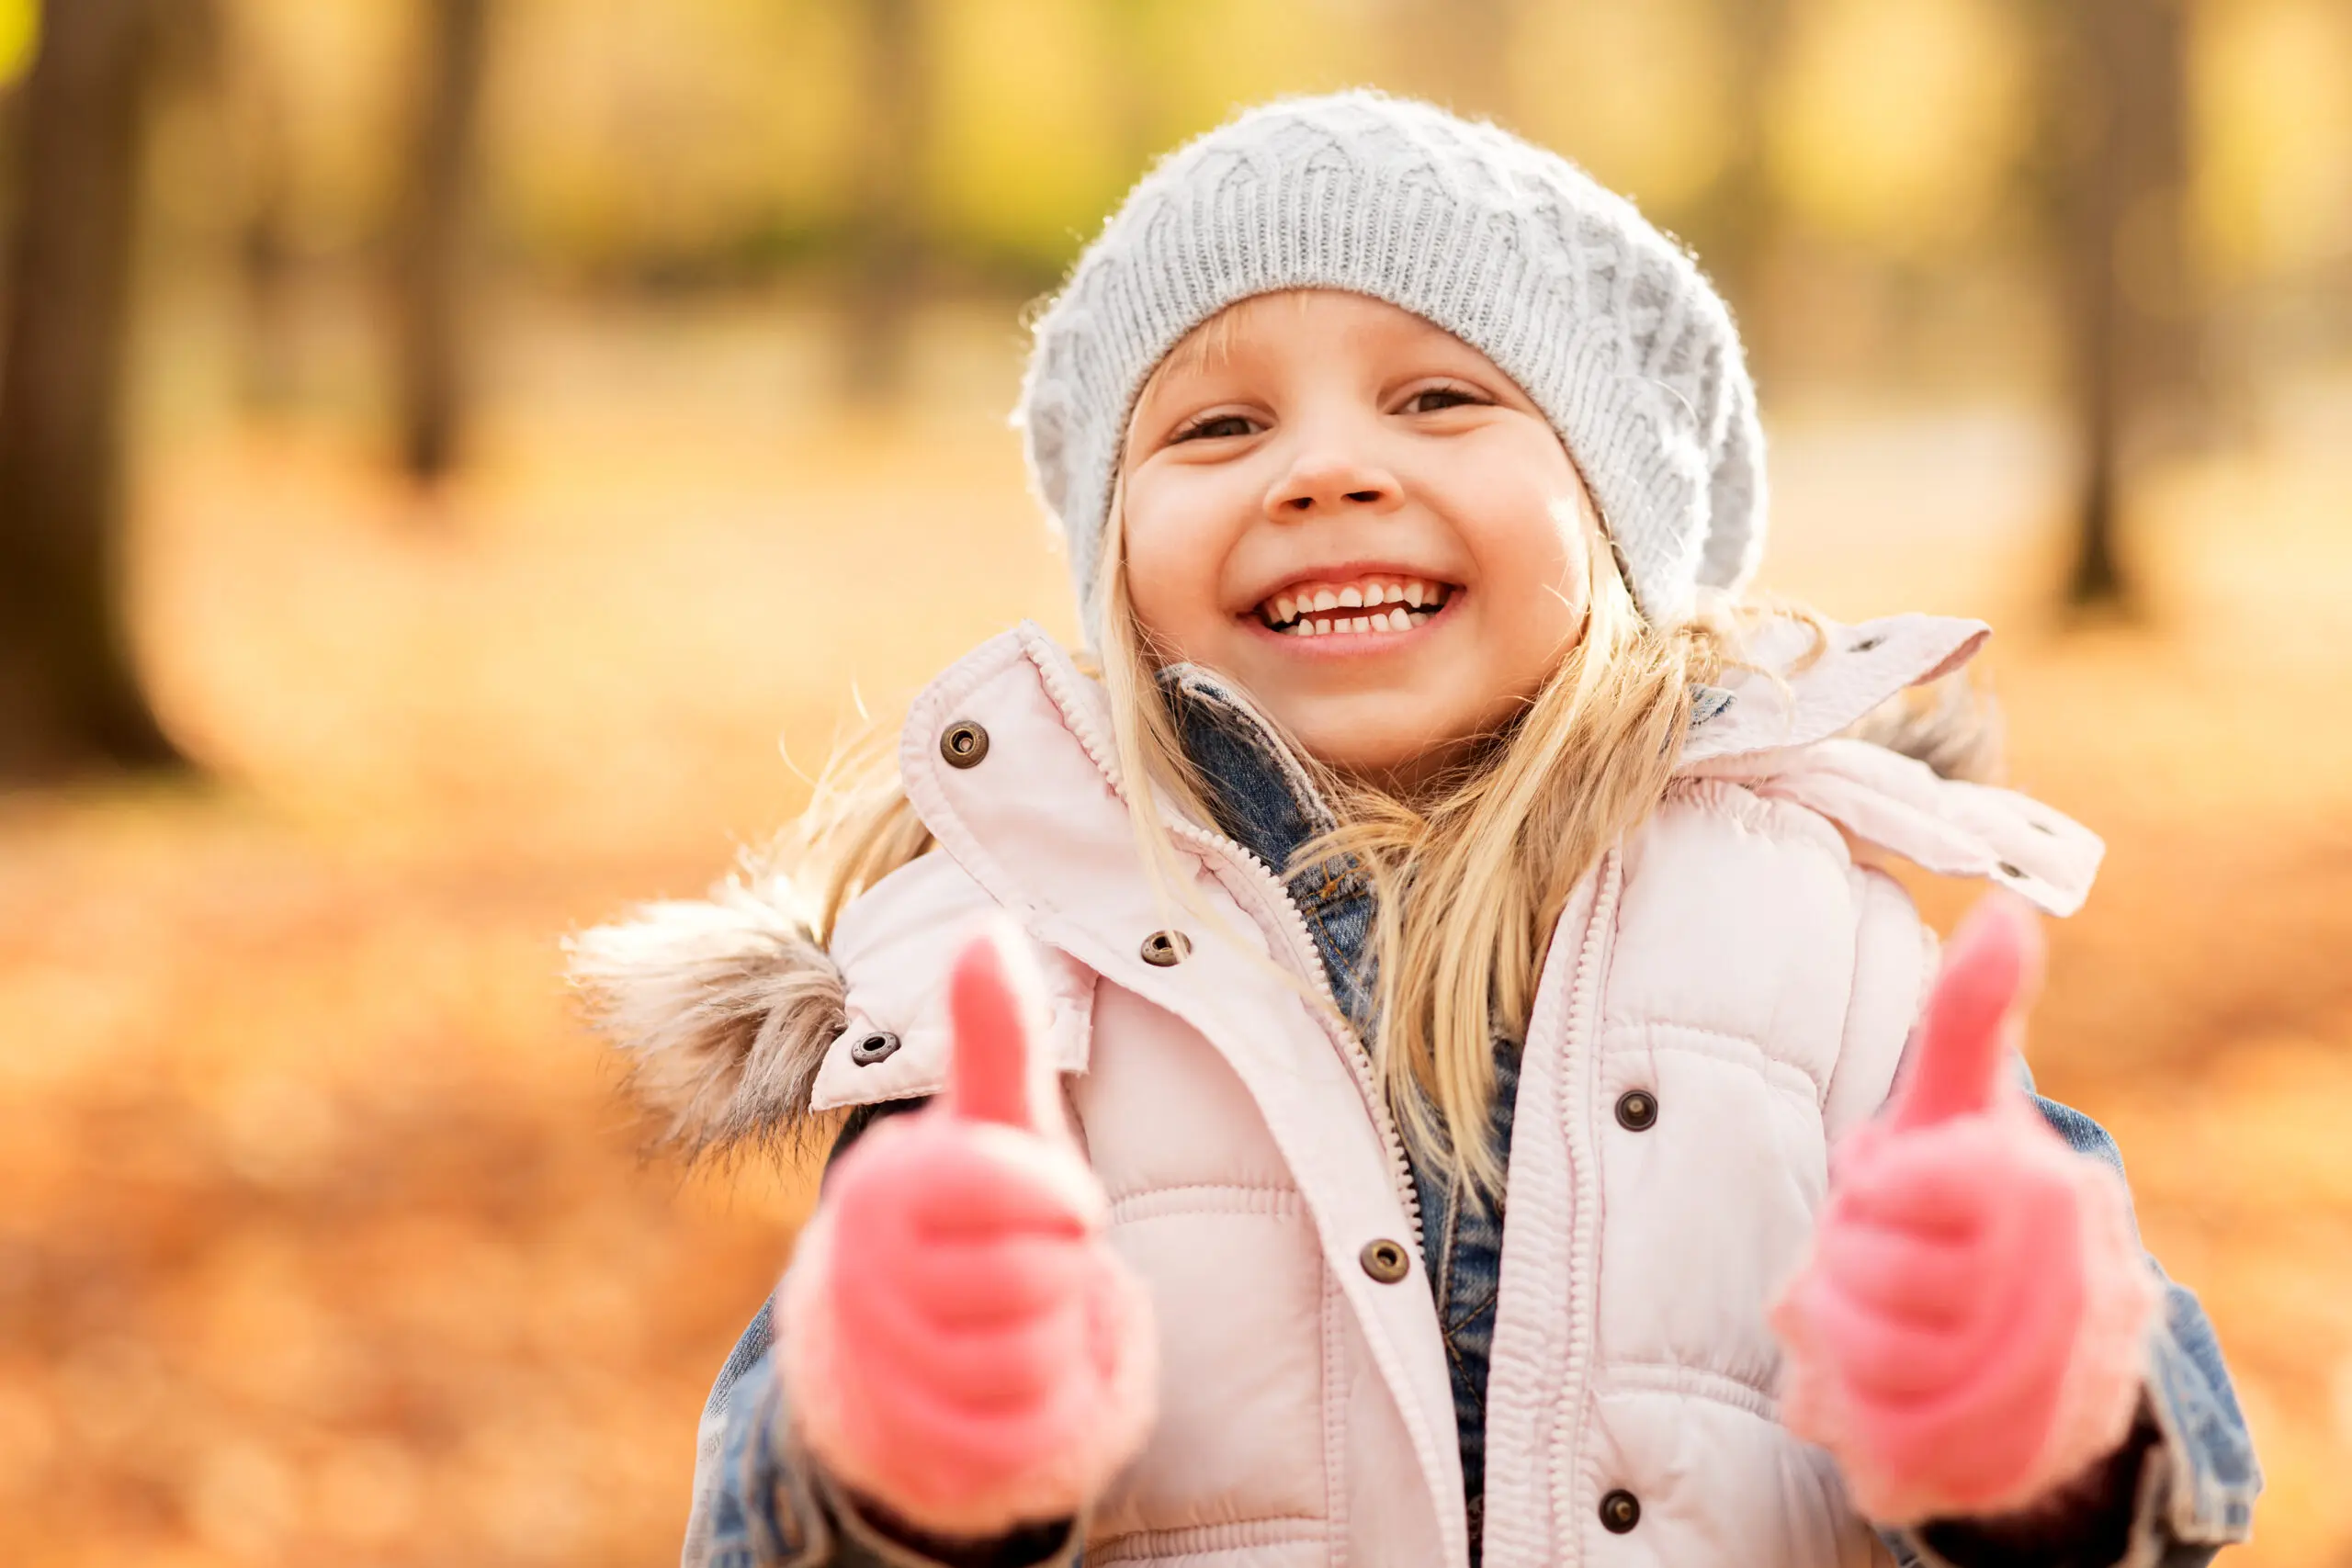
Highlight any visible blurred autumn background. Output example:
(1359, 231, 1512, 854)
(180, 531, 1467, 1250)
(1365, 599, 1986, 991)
(0, 0, 2346, 1562)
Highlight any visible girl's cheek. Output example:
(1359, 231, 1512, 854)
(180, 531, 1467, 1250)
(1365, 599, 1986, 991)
(1125, 481, 1249, 615)
(1120, 536, 1208, 653)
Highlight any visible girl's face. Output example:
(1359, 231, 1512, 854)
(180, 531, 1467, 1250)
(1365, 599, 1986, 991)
(1120, 289, 1600, 786)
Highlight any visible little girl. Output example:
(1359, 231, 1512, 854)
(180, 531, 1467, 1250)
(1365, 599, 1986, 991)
(574, 93, 2258, 1568)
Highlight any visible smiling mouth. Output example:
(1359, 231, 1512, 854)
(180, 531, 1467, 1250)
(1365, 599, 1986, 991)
(1255, 575, 1457, 637)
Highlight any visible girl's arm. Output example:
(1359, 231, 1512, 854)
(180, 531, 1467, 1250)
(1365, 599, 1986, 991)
(688, 932, 1154, 1568)
(686, 1303, 1081, 1568)
(1785, 898, 2256, 1568)
(683, 1100, 1086, 1568)
(1883, 1092, 2259, 1568)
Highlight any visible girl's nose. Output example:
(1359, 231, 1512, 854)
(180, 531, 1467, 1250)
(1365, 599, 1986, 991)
(1263, 444, 1403, 522)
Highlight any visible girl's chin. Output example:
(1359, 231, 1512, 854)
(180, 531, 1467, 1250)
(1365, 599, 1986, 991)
(1261, 705, 1470, 784)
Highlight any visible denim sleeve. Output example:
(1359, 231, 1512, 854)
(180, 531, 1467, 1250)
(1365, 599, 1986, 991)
(1880, 1087, 2261, 1568)
(680, 1303, 1083, 1568)
(680, 1099, 1085, 1568)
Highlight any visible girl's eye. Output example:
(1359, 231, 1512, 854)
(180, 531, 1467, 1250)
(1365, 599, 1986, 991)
(1171, 413, 1258, 443)
(1401, 386, 1483, 414)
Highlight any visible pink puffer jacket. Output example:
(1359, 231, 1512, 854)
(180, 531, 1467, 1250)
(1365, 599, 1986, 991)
(787, 615, 2102, 1568)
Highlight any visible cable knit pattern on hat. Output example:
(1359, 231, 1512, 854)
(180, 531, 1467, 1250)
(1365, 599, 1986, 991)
(1013, 88, 1767, 637)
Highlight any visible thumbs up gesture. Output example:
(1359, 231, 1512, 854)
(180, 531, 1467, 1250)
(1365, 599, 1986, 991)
(779, 925, 1156, 1539)
(1769, 897, 2158, 1525)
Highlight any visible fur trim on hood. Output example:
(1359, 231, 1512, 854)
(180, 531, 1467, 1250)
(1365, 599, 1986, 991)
(565, 864, 850, 1160)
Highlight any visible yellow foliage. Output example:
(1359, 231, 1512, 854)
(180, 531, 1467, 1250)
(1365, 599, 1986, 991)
(922, 0, 1135, 267)
(1767, 0, 2032, 255)
(1511, 0, 1739, 215)
(492, 0, 864, 267)
(1122, 0, 1382, 173)
(2193, 0, 2352, 281)
(0, 0, 34, 88)
(193, 0, 2352, 293)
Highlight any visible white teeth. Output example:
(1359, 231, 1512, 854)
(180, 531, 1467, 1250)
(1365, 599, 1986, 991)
(1278, 580, 1452, 631)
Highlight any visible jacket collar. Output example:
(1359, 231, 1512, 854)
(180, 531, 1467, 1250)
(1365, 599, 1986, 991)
(1680, 612, 1988, 763)
(1159, 664, 1379, 1032)
(1155, 610, 1991, 812)
(1148, 608, 1994, 1025)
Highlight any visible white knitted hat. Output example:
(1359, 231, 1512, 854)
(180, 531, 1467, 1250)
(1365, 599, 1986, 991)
(1014, 89, 1767, 638)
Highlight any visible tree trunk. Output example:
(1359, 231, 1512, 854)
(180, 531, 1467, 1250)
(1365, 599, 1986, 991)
(392, 0, 489, 483)
(232, 21, 299, 411)
(0, 0, 184, 781)
(1704, 0, 1789, 345)
(842, 0, 923, 404)
(2060, 0, 2196, 611)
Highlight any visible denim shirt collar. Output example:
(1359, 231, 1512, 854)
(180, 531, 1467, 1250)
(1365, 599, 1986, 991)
(1156, 664, 1740, 1038)
(1157, 664, 1381, 1034)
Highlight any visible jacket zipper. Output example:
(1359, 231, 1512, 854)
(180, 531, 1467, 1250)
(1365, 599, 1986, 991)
(1169, 817, 1425, 1253)
(1024, 641, 1425, 1251)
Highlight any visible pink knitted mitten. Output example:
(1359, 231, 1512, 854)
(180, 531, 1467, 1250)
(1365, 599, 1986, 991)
(1770, 896, 2158, 1525)
(780, 925, 1157, 1538)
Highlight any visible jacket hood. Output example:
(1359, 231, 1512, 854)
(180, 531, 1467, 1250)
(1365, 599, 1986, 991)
(565, 867, 849, 1161)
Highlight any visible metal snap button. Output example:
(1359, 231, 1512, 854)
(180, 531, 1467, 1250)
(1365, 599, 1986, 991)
(1996, 861, 2025, 880)
(1850, 634, 1885, 653)
(1599, 1488, 1641, 1533)
(1613, 1089, 1657, 1132)
(1139, 930, 1192, 967)
(940, 720, 989, 768)
(1359, 1238, 1411, 1283)
(848, 1031, 900, 1066)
